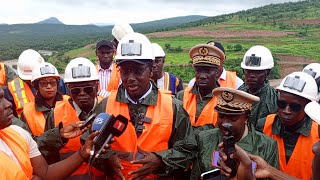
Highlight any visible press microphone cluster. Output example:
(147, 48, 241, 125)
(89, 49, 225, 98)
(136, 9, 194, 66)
(88, 113, 128, 165)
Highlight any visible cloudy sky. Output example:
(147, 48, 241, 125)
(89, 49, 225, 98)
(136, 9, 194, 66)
(0, 0, 301, 25)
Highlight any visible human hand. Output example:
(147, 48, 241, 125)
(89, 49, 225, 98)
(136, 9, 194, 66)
(60, 121, 88, 139)
(248, 154, 272, 179)
(128, 147, 164, 180)
(105, 154, 126, 180)
(80, 131, 112, 160)
(218, 143, 254, 180)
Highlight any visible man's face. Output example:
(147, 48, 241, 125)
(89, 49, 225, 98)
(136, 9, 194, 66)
(96, 46, 114, 66)
(119, 61, 152, 100)
(217, 112, 248, 142)
(244, 69, 268, 92)
(194, 66, 218, 90)
(152, 57, 165, 80)
(0, 88, 14, 129)
(37, 77, 58, 100)
(67, 81, 98, 110)
(277, 91, 309, 127)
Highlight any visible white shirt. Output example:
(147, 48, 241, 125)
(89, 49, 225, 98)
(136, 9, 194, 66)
(0, 125, 41, 168)
(156, 75, 165, 90)
(98, 63, 113, 91)
(188, 68, 244, 89)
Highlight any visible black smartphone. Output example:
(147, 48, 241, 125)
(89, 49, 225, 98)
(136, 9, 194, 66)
(201, 169, 220, 180)
(80, 113, 96, 130)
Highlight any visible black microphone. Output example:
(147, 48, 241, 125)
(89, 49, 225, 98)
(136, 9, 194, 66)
(222, 123, 237, 178)
(88, 113, 114, 164)
(80, 113, 97, 130)
(93, 114, 128, 159)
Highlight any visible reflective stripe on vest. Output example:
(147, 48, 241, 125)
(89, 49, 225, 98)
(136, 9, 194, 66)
(263, 114, 319, 180)
(183, 87, 218, 126)
(8, 78, 35, 116)
(0, 63, 6, 86)
(0, 127, 33, 179)
(96, 64, 121, 92)
(219, 71, 237, 89)
(106, 90, 173, 179)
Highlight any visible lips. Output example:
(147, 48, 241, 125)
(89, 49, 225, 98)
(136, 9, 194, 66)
(127, 84, 139, 92)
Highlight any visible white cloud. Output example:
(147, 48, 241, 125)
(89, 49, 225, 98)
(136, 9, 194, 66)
(0, 0, 300, 25)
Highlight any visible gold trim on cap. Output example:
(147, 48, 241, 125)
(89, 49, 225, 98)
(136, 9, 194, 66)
(217, 99, 253, 111)
(222, 91, 234, 102)
(199, 47, 209, 56)
(193, 56, 221, 66)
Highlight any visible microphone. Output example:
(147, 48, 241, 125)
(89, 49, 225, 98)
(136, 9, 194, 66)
(93, 114, 128, 159)
(87, 113, 128, 165)
(88, 113, 114, 164)
(80, 113, 97, 130)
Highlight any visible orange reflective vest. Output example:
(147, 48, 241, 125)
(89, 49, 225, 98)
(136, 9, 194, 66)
(183, 87, 218, 126)
(219, 71, 237, 89)
(0, 126, 33, 179)
(97, 64, 121, 92)
(0, 63, 6, 86)
(23, 95, 104, 179)
(263, 114, 319, 180)
(8, 78, 35, 116)
(106, 90, 173, 179)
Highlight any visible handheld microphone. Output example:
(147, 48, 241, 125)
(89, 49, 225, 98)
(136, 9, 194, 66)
(88, 113, 113, 164)
(80, 113, 97, 130)
(222, 123, 237, 178)
(93, 114, 128, 158)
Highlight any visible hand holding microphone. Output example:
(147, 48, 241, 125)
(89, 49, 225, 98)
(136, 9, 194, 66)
(87, 113, 128, 164)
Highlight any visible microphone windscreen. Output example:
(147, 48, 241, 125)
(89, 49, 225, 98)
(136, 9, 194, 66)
(91, 113, 112, 132)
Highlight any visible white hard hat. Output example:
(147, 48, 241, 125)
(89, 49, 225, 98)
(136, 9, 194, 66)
(277, 72, 318, 101)
(302, 63, 320, 79)
(115, 32, 154, 64)
(31, 62, 60, 82)
(151, 43, 165, 57)
(241, 45, 274, 70)
(304, 101, 320, 125)
(17, 49, 45, 80)
(64, 57, 99, 83)
(112, 23, 134, 41)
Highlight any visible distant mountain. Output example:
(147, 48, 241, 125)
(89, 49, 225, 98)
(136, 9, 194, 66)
(37, 17, 64, 25)
(131, 15, 208, 33)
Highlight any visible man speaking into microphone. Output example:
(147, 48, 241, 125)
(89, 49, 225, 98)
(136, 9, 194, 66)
(89, 32, 197, 179)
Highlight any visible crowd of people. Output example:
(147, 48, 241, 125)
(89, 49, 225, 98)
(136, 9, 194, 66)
(0, 22, 319, 180)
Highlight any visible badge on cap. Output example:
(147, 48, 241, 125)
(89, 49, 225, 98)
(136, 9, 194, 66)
(199, 47, 209, 56)
(222, 91, 234, 103)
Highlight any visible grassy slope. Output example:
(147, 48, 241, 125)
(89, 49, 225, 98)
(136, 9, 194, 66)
(48, 0, 320, 81)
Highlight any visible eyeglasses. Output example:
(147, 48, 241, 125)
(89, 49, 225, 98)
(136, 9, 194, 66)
(277, 100, 302, 112)
(38, 80, 58, 87)
(120, 65, 149, 77)
(69, 86, 95, 95)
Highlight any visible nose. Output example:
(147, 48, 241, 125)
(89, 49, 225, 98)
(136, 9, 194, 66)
(282, 104, 291, 114)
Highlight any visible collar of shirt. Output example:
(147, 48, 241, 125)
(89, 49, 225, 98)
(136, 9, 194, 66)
(116, 81, 158, 106)
(272, 115, 313, 137)
(125, 82, 153, 104)
(72, 97, 98, 117)
(219, 68, 227, 81)
(98, 63, 113, 72)
(244, 80, 270, 96)
(35, 93, 63, 112)
(191, 83, 214, 99)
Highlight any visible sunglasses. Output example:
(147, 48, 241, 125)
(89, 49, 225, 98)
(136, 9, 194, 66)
(38, 80, 58, 87)
(277, 100, 302, 112)
(69, 86, 95, 95)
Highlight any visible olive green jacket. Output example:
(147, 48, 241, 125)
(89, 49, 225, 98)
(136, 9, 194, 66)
(176, 84, 215, 135)
(191, 125, 279, 180)
(90, 83, 198, 178)
(240, 81, 278, 128)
